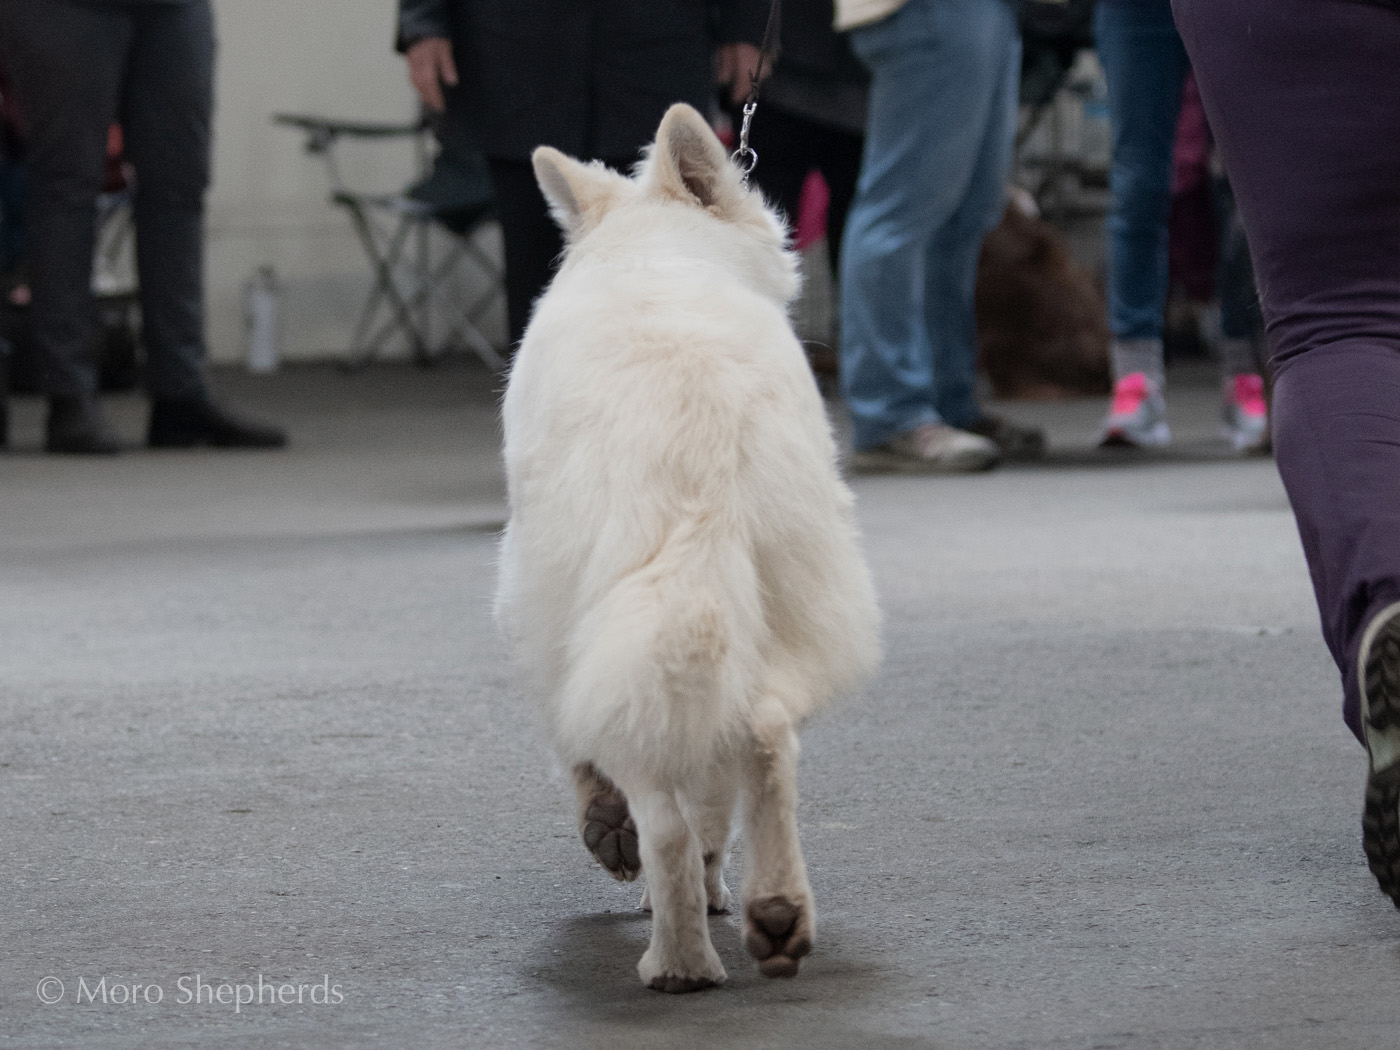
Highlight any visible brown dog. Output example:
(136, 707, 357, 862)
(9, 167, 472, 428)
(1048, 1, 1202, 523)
(976, 193, 1111, 399)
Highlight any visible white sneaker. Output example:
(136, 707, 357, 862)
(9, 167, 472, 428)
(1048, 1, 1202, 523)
(1099, 372, 1170, 448)
(850, 423, 1000, 474)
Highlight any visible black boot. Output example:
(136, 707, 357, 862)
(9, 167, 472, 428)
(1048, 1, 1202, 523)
(46, 396, 122, 455)
(148, 396, 287, 449)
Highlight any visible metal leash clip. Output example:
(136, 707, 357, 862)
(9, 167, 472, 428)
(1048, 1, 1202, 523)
(731, 99, 758, 185)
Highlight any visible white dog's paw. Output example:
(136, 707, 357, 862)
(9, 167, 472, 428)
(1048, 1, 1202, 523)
(743, 893, 813, 978)
(706, 873, 732, 915)
(581, 787, 641, 882)
(640, 878, 728, 914)
(638, 945, 726, 994)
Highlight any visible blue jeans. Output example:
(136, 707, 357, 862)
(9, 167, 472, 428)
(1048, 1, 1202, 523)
(838, 0, 1020, 450)
(1094, 0, 1189, 342)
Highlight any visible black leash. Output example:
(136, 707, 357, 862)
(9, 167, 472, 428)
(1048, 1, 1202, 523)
(731, 0, 783, 185)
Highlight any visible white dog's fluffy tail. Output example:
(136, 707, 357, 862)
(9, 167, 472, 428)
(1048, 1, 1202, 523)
(556, 518, 761, 782)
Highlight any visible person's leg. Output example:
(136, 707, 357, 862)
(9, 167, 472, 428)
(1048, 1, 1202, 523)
(1212, 173, 1270, 452)
(922, 4, 1019, 431)
(1093, 0, 1188, 445)
(122, 0, 214, 402)
(1174, 0, 1400, 900)
(803, 120, 865, 380)
(838, 0, 1015, 455)
(0, 157, 26, 276)
(1095, 0, 1187, 357)
(123, 0, 283, 448)
(1213, 174, 1264, 361)
(816, 124, 864, 287)
(0, 0, 126, 400)
(486, 158, 563, 350)
(1175, 0, 1400, 740)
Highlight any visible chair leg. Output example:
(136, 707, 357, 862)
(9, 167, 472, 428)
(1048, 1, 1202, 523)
(341, 201, 429, 368)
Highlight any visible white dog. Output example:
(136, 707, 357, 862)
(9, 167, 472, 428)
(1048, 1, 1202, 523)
(495, 103, 881, 993)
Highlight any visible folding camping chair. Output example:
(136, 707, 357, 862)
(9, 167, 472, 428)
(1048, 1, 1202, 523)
(1016, 0, 1103, 216)
(274, 113, 506, 371)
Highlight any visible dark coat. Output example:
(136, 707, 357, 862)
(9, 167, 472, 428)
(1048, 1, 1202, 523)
(397, 0, 770, 161)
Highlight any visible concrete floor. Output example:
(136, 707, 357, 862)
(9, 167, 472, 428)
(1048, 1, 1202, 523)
(3, 363, 1397, 1049)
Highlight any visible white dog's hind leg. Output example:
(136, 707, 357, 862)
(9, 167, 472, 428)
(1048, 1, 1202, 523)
(740, 695, 815, 979)
(693, 774, 738, 915)
(628, 787, 726, 992)
(640, 769, 737, 914)
(572, 762, 640, 881)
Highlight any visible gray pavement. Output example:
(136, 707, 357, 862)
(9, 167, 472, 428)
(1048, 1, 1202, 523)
(2, 363, 1397, 1049)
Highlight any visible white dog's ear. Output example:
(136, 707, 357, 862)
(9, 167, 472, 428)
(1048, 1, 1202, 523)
(532, 146, 622, 238)
(649, 103, 744, 216)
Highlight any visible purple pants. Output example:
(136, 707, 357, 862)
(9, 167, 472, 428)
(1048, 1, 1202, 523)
(1172, 0, 1400, 742)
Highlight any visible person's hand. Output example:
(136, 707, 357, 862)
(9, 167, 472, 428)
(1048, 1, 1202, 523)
(716, 41, 770, 106)
(405, 36, 458, 112)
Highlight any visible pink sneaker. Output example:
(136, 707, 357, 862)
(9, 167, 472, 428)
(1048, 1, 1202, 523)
(1099, 372, 1170, 448)
(1222, 373, 1270, 454)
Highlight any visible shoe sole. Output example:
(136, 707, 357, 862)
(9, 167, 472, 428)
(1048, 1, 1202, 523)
(1220, 422, 1271, 455)
(1363, 775, 1400, 908)
(849, 448, 1000, 475)
(1099, 421, 1170, 449)
(1359, 601, 1400, 741)
(1358, 600, 1400, 907)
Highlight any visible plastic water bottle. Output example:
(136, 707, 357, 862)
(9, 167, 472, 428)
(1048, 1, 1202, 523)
(244, 265, 280, 374)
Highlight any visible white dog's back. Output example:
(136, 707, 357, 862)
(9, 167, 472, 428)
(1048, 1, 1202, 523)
(495, 103, 880, 990)
(500, 167, 877, 781)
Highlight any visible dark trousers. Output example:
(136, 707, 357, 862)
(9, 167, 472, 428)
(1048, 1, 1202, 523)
(485, 158, 561, 353)
(745, 103, 864, 281)
(487, 154, 632, 351)
(1173, 0, 1400, 741)
(0, 156, 24, 273)
(0, 0, 213, 399)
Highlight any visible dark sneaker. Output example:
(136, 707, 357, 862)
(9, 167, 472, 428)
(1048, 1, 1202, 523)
(46, 396, 122, 455)
(1359, 601, 1400, 907)
(966, 414, 1047, 460)
(148, 398, 287, 449)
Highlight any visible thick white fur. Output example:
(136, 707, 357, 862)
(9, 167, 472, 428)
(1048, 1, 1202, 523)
(496, 104, 881, 991)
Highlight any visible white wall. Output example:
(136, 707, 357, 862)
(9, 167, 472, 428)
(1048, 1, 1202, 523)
(205, 0, 505, 364)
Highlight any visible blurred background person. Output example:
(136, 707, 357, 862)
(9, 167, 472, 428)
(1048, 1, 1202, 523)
(1172, 0, 1400, 904)
(0, 0, 286, 454)
(837, 0, 1042, 474)
(0, 64, 26, 310)
(737, 0, 866, 381)
(1092, 0, 1268, 453)
(396, 0, 770, 351)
